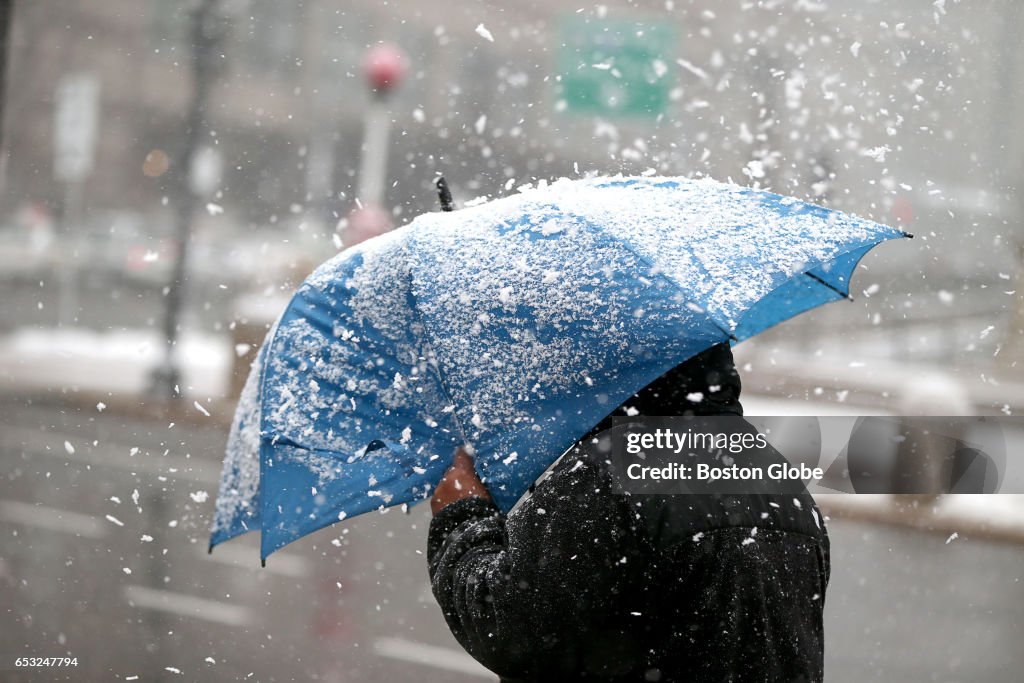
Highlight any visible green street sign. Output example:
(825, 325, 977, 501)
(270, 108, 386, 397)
(556, 18, 675, 118)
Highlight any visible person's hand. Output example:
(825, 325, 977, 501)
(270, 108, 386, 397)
(431, 447, 492, 515)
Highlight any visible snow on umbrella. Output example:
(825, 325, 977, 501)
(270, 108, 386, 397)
(210, 175, 910, 561)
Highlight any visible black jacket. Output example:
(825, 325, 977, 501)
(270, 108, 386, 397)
(428, 345, 830, 682)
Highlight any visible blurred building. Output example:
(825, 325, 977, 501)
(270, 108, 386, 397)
(4, 1, 1022, 219)
(1, 0, 1023, 362)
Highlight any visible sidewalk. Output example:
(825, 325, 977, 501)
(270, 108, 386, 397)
(818, 494, 1024, 546)
(0, 327, 236, 426)
(739, 345, 1024, 416)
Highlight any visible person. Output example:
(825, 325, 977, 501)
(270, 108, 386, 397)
(428, 343, 830, 682)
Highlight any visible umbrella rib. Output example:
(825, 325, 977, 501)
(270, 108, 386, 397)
(803, 271, 854, 301)
(400, 240, 472, 451)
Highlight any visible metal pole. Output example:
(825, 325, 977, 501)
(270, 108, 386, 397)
(355, 43, 406, 210)
(356, 98, 391, 207)
(57, 178, 82, 326)
(150, 0, 223, 398)
(0, 0, 11, 154)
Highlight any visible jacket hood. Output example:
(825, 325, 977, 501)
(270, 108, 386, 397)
(610, 342, 744, 418)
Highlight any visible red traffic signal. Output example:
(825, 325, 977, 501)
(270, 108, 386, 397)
(363, 42, 407, 93)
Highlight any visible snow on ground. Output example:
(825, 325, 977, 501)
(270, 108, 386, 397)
(743, 393, 1024, 532)
(742, 393, 890, 417)
(0, 327, 231, 398)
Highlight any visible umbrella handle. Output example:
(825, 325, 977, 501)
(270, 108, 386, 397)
(436, 176, 454, 212)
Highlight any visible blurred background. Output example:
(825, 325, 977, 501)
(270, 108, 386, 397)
(1, 0, 1023, 680)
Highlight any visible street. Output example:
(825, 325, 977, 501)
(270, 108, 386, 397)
(1, 397, 1022, 682)
(0, 398, 490, 682)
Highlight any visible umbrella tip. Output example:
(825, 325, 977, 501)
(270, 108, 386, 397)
(436, 176, 454, 212)
(261, 558, 266, 568)
(902, 231, 914, 239)
(207, 544, 214, 555)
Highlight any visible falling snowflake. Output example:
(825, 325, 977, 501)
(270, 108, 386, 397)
(475, 24, 494, 42)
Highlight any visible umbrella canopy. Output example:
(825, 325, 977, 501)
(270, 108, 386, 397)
(210, 175, 909, 560)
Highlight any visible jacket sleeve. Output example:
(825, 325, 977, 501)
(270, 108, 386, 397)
(427, 458, 645, 679)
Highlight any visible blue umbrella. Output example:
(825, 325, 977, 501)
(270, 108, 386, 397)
(210, 175, 909, 561)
